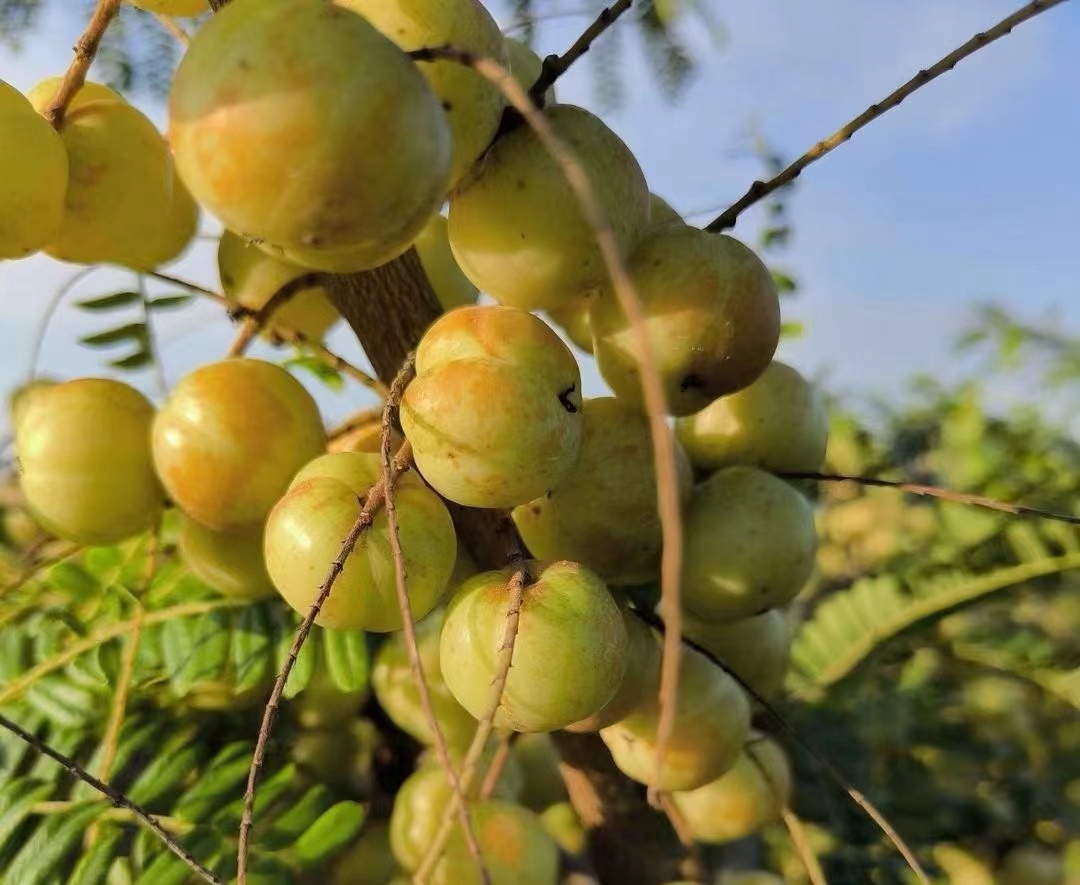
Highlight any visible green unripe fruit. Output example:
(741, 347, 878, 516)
(16, 379, 163, 545)
(682, 467, 817, 622)
(682, 609, 793, 699)
(329, 821, 397, 885)
(449, 104, 650, 310)
(266, 452, 457, 632)
(440, 561, 629, 732)
(414, 214, 479, 312)
(676, 361, 828, 475)
(592, 226, 780, 416)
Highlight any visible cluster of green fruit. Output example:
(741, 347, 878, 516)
(7, 0, 836, 880)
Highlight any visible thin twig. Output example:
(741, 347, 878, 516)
(378, 355, 488, 883)
(529, 0, 633, 99)
(656, 793, 708, 883)
(45, 0, 123, 128)
(414, 566, 530, 884)
(327, 406, 385, 443)
(707, 0, 1070, 231)
(478, 732, 516, 800)
(784, 471, 1080, 527)
(631, 607, 929, 884)
(226, 272, 326, 358)
(235, 440, 413, 884)
(270, 327, 389, 398)
(29, 266, 99, 380)
(782, 808, 829, 885)
(146, 270, 230, 305)
(0, 712, 221, 885)
(408, 40, 685, 815)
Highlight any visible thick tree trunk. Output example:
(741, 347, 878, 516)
(326, 254, 695, 885)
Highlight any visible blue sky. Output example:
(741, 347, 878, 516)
(1, 0, 1078, 437)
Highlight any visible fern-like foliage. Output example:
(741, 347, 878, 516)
(0, 527, 376, 884)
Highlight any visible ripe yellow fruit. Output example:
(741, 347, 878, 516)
(592, 225, 780, 416)
(683, 467, 817, 622)
(671, 735, 792, 844)
(546, 297, 594, 354)
(401, 306, 582, 509)
(152, 358, 326, 531)
(0, 80, 68, 259)
(512, 397, 693, 586)
(127, 0, 207, 13)
(565, 607, 661, 732)
(15, 379, 163, 545)
(413, 215, 479, 312)
(25, 78, 123, 113)
(169, 0, 451, 272)
(45, 98, 193, 269)
(339, 0, 505, 186)
(676, 361, 828, 474)
(434, 802, 559, 885)
(177, 515, 276, 600)
(448, 104, 650, 310)
(440, 561, 630, 733)
(217, 230, 338, 341)
(373, 608, 477, 751)
(683, 609, 793, 698)
(600, 644, 750, 792)
(265, 452, 457, 632)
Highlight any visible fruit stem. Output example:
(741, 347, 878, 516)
(44, 0, 124, 129)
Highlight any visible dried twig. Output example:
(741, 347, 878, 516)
(377, 355, 488, 882)
(632, 607, 930, 884)
(235, 440, 413, 883)
(44, 0, 123, 128)
(782, 808, 829, 885)
(146, 271, 230, 305)
(529, 0, 634, 99)
(408, 39, 685, 815)
(0, 711, 222, 885)
(707, 0, 1071, 231)
(478, 732, 516, 801)
(656, 793, 708, 883)
(414, 566, 530, 884)
(225, 272, 326, 358)
(784, 471, 1080, 527)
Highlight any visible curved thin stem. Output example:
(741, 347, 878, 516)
(44, 0, 123, 128)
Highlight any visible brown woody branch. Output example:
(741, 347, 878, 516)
(784, 471, 1080, 527)
(529, 0, 634, 100)
(225, 272, 326, 358)
(707, 0, 1071, 231)
(44, 0, 123, 128)
(0, 711, 222, 885)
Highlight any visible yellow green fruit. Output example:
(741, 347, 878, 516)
(600, 644, 750, 792)
(433, 801, 559, 885)
(152, 358, 326, 531)
(169, 0, 451, 272)
(45, 97, 193, 269)
(265, 452, 457, 632)
(448, 104, 650, 310)
(178, 516, 276, 600)
(998, 844, 1064, 885)
(592, 225, 780, 416)
(15, 379, 163, 545)
(414, 215, 479, 312)
(504, 36, 556, 103)
(0, 80, 68, 259)
(339, 0, 505, 186)
(218, 230, 338, 341)
(25, 78, 124, 112)
(539, 802, 585, 856)
(514, 733, 567, 811)
(670, 735, 792, 843)
(649, 192, 681, 226)
(373, 608, 477, 751)
(683, 466, 817, 622)
(440, 561, 629, 732)
(683, 608, 793, 699)
(329, 821, 397, 885)
(545, 297, 594, 354)
(676, 361, 828, 474)
(401, 306, 583, 508)
(512, 397, 693, 586)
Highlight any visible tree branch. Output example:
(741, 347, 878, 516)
(225, 272, 327, 358)
(530, 0, 634, 100)
(44, 0, 123, 128)
(784, 471, 1080, 527)
(0, 711, 222, 885)
(706, 0, 1071, 232)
